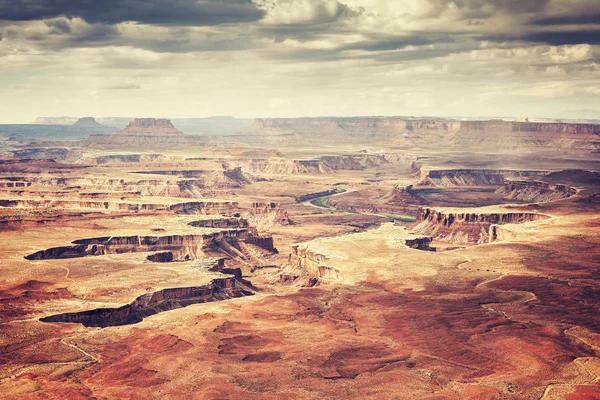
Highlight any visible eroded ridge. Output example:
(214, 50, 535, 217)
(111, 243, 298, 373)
(412, 207, 550, 244)
(40, 276, 253, 327)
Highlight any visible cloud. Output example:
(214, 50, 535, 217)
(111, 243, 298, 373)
(531, 13, 600, 26)
(107, 82, 141, 90)
(0, 0, 265, 26)
(426, 0, 551, 19)
(45, 18, 72, 34)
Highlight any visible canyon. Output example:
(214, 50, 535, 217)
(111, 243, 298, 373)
(0, 116, 599, 399)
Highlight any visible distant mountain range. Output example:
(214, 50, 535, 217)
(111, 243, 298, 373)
(555, 109, 600, 121)
(33, 116, 254, 134)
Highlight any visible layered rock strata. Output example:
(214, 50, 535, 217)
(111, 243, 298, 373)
(495, 180, 578, 202)
(25, 229, 276, 261)
(417, 169, 550, 188)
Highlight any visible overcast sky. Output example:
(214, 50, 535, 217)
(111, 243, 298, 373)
(1, 0, 599, 122)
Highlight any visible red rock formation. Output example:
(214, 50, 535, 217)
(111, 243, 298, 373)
(383, 185, 423, 205)
(25, 229, 277, 260)
(114, 118, 183, 136)
(412, 207, 550, 244)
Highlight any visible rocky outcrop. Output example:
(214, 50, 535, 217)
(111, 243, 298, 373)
(417, 169, 550, 187)
(25, 229, 276, 261)
(289, 246, 339, 281)
(412, 207, 550, 244)
(383, 185, 423, 206)
(242, 202, 290, 228)
(40, 277, 253, 327)
(495, 180, 578, 202)
(114, 118, 183, 136)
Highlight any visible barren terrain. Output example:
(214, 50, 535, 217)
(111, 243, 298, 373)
(0, 117, 599, 399)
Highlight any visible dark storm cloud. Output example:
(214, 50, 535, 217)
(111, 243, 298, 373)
(522, 30, 600, 46)
(0, 0, 265, 26)
(530, 13, 600, 26)
(481, 29, 600, 46)
(258, 0, 360, 43)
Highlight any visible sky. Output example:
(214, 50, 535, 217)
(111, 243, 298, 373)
(0, 0, 599, 122)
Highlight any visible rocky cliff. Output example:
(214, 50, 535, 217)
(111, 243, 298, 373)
(412, 207, 550, 244)
(246, 117, 600, 152)
(242, 202, 290, 229)
(417, 169, 551, 187)
(222, 154, 415, 175)
(25, 228, 276, 261)
(495, 180, 578, 202)
(40, 277, 253, 327)
(114, 118, 183, 136)
(383, 185, 423, 205)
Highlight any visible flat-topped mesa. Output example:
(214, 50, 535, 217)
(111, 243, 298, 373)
(72, 117, 102, 128)
(114, 118, 184, 136)
(412, 207, 550, 244)
(495, 180, 578, 202)
(417, 169, 551, 187)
